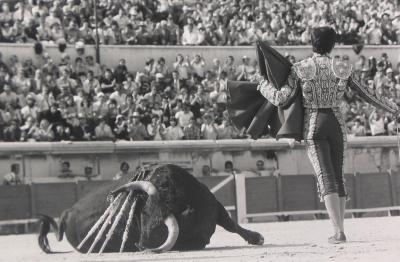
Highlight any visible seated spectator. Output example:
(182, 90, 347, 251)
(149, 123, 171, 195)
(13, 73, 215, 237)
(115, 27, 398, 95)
(54, 124, 71, 141)
(85, 56, 101, 77)
(183, 117, 200, 140)
(173, 54, 190, 80)
(34, 118, 54, 141)
(387, 117, 400, 136)
(182, 18, 200, 45)
(201, 114, 218, 140)
(236, 56, 256, 81)
(222, 56, 237, 81)
(350, 118, 367, 136)
(110, 83, 127, 107)
(215, 161, 237, 176)
(20, 115, 38, 141)
(92, 92, 109, 119)
(69, 115, 85, 141)
(0, 82, 18, 106)
(216, 119, 238, 139)
(113, 115, 129, 141)
(164, 117, 184, 140)
(369, 110, 386, 136)
(175, 102, 193, 128)
(201, 164, 211, 177)
(190, 54, 206, 80)
(152, 57, 170, 78)
(128, 111, 148, 141)
(94, 116, 114, 141)
(136, 21, 151, 45)
(114, 59, 128, 84)
(201, 71, 217, 93)
(2, 163, 22, 185)
(3, 119, 21, 142)
(100, 69, 116, 94)
(147, 114, 165, 141)
(58, 161, 75, 179)
(113, 162, 132, 180)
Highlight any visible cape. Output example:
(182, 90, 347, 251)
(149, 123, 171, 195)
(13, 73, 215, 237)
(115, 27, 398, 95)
(227, 41, 304, 141)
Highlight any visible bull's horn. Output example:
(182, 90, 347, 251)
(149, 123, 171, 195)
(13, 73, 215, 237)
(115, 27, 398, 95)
(112, 181, 158, 196)
(149, 214, 179, 252)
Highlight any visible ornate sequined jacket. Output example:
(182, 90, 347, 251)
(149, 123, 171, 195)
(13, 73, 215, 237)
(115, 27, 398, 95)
(258, 53, 398, 141)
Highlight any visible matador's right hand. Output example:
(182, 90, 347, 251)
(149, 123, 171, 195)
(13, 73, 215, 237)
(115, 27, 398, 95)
(257, 78, 269, 91)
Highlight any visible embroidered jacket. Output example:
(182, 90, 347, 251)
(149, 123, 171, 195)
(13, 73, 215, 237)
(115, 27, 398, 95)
(258, 54, 398, 113)
(258, 54, 398, 141)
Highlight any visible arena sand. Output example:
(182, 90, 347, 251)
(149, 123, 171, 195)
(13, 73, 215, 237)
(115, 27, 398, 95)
(1, 216, 399, 262)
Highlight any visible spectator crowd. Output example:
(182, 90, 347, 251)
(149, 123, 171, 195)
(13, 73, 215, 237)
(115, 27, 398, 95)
(1, 0, 400, 46)
(0, 43, 399, 142)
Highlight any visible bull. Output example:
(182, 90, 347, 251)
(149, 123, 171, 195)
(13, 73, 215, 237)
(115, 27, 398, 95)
(37, 164, 264, 253)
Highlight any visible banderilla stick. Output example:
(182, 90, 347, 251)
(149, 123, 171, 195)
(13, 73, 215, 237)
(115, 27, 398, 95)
(77, 193, 123, 250)
(99, 191, 133, 254)
(120, 196, 138, 252)
(87, 192, 125, 254)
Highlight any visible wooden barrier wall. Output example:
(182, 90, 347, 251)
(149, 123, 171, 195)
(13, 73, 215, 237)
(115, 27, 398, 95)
(242, 171, 400, 220)
(1, 172, 399, 221)
(1, 44, 400, 72)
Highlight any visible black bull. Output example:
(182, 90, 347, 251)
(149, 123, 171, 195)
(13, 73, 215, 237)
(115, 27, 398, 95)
(37, 164, 264, 253)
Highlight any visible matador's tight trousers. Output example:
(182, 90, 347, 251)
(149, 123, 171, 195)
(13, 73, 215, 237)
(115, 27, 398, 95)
(304, 108, 347, 200)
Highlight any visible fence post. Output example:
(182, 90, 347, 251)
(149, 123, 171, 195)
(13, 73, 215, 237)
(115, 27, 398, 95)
(389, 169, 398, 206)
(276, 174, 284, 212)
(354, 172, 362, 209)
(234, 173, 247, 223)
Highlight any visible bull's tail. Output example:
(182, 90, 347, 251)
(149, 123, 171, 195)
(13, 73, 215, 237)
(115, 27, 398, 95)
(37, 210, 68, 253)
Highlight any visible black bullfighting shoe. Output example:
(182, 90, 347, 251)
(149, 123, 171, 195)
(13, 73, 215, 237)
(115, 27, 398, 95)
(328, 231, 347, 244)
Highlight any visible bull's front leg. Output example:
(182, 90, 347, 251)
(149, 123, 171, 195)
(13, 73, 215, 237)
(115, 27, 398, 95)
(216, 202, 264, 245)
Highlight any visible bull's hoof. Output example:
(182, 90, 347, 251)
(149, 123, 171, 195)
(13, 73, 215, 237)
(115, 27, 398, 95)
(248, 232, 264, 246)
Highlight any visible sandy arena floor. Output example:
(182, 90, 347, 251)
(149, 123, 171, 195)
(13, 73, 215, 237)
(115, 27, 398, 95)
(1, 216, 399, 262)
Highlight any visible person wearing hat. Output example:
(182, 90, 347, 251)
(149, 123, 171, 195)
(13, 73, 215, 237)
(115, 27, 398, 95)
(135, 21, 150, 45)
(257, 26, 399, 244)
(127, 111, 148, 141)
(92, 92, 109, 118)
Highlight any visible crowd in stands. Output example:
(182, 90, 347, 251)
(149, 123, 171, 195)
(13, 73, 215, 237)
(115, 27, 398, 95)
(1, 0, 400, 46)
(0, 44, 399, 142)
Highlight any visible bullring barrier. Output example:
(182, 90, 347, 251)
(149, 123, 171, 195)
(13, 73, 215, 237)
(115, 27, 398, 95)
(1, 44, 400, 72)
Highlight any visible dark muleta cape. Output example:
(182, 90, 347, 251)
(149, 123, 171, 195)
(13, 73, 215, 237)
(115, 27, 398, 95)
(227, 41, 304, 141)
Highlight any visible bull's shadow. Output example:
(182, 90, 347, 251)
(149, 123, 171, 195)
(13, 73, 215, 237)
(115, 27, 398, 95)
(201, 243, 311, 251)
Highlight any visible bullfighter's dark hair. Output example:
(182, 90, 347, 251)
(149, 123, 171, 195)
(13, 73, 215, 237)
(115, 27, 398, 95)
(311, 26, 336, 55)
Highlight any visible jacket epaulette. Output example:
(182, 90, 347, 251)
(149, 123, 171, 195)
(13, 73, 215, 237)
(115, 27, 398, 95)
(292, 58, 316, 81)
(332, 57, 352, 80)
